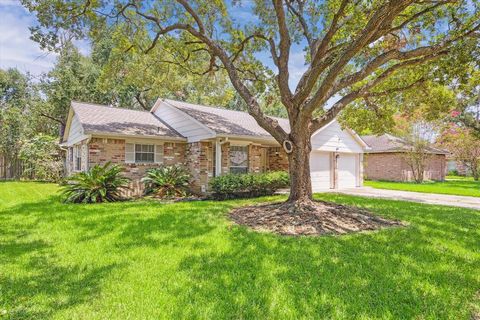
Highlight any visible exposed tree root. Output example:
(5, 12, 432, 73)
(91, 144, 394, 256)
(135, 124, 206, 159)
(230, 200, 405, 236)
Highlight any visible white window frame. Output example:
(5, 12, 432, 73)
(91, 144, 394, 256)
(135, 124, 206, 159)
(134, 144, 155, 163)
(229, 145, 249, 174)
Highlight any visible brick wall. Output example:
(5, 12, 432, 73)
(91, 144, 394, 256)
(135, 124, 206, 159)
(221, 142, 230, 174)
(186, 141, 214, 194)
(364, 152, 446, 182)
(87, 137, 186, 196)
(248, 145, 268, 173)
(268, 147, 289, 171)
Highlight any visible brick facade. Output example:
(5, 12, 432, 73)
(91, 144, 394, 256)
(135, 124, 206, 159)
(186, 141, 214, 193)
(364, 152, 446, 182)
(248, 144, 267, 173)
(221, 142, 230, 174)
(267, 147, 289, 171)
(85, 137, 186, 196)
(66, 136, 291, 196)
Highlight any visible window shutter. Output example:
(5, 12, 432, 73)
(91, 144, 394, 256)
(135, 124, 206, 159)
(154, 144, 164, 164)
(125, 143, 135, 163)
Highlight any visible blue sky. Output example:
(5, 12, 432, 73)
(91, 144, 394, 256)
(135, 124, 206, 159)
(0, 0, 89, 77)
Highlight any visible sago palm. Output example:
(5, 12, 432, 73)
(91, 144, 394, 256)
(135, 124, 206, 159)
(142, 165, 190, 198)
(61, 162, 130, 203)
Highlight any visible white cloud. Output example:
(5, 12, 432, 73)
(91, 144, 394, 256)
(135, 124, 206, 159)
(0, 0, 57, 76)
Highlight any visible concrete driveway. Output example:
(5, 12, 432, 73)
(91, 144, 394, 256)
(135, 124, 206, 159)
(330, 187, 480, 210)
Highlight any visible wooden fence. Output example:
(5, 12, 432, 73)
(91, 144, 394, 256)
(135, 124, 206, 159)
(0, 155, 34, 180)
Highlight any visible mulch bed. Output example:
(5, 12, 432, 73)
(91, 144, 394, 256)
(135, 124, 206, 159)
(229, 200, 405, 236)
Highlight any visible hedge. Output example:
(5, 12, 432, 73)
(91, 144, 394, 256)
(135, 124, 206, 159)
(209, 171, 289, 200)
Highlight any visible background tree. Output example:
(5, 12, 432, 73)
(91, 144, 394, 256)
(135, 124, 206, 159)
(440, 126, 480, 180)
(19, 134, 64, 182)
(0, 69, 36, 177)
(23, 0, 480, 212)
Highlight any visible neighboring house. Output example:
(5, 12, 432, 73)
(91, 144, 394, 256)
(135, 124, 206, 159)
(361, 134, 448, 182)
(446, 155, 470, 176)
(62, 99, 370, 195)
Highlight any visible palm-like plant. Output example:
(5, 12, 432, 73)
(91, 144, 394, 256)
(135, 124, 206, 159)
(142, 165, 190, 198)
(61, 162, 130, 203)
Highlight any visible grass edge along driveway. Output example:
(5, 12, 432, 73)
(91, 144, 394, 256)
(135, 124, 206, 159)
(1, 181, 479, 319)
(365, 179, 480, 197)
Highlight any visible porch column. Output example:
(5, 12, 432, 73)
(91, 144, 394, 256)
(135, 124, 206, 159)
(215, 139, 222, 177)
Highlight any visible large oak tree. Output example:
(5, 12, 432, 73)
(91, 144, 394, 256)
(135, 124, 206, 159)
(23, 0, 479, 211)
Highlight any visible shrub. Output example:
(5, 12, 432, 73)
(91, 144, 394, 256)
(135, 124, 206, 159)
(447, 169, 459, 176)
(19, 134, 64, 182)
(210, 171, 289, 200)
(61, 162, 130, 203)
(142, 165, 191, 198)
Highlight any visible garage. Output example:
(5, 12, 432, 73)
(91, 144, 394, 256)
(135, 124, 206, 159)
(337, 153, 358, 189)
(309, 120, 369, 191)
(310, 151, 331, 192)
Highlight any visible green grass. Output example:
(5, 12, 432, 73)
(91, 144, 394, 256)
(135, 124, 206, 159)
(446, 175, 475, 181)
(365, 179, 480, 197)
(1, 181, 479, 319)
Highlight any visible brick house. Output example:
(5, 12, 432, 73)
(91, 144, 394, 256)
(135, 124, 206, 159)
(361, 134, 448, 182)
(62, 100, 369, 195)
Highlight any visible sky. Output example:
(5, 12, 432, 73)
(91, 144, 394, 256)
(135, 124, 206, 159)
(0, 0, 90, 77)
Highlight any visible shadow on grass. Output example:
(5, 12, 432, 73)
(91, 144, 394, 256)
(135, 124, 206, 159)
(174, 195, 480, 319)
(0, 193, 479, 318)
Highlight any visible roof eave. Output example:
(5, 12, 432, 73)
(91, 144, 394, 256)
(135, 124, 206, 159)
(85, 131, 187, 141)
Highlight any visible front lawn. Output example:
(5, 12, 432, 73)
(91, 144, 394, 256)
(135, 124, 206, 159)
(1, 182, 479, 319)
(365, 179, 480, 197)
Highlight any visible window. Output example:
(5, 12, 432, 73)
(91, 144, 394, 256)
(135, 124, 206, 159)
(135, 144, 154, 163)
(230, 145, 248, 174)
(74, 145, 81, 171)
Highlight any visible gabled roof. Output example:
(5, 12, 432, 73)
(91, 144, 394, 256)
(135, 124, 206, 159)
(69, 101, 184, 139)
(162, 99, 291, 138)
(361, 134, 449, 154)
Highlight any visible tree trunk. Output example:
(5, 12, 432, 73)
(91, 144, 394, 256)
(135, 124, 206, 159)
(471, 161, 479, 181)
(282, 131, 316, 213)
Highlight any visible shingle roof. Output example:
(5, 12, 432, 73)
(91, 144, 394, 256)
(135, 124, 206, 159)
(163, 99, 291, 138)
(71, 101, 183, 138)
(361, 134, 449, 154)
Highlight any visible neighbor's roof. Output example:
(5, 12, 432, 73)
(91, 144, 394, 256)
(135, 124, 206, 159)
(71, 101, 183, 138)
(361, 134, 449, 154)
(163, 99, 291, 138)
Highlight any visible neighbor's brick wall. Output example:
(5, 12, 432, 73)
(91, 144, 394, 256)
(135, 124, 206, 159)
(268, 147, 289, 171)
(87, 138, 186, 196)
(424, 154, 446, 181)
(364, 152, 446, 182)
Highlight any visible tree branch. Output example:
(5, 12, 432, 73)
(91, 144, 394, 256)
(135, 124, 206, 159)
(273, 0, 293, 108)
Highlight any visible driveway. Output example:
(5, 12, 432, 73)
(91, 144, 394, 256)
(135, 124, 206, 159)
(330, 187, 480, 210)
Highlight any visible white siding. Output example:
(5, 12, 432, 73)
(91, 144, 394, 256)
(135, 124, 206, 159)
(310, 151, 331, 192)
(66, 114, 89, 146)
(311, 120, 364, 153)
(337, 153, 357, 188)
(153, 102, 214, 142)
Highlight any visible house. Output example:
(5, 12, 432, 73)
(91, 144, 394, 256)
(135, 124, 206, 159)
(446, 155, 469, 176)
(62, 99, 370, 195)
(361, 134, 448, 182)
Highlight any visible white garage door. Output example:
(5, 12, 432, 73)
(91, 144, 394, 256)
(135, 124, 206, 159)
(337, 153, 357, 188)
(310, 151, 331, 192)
